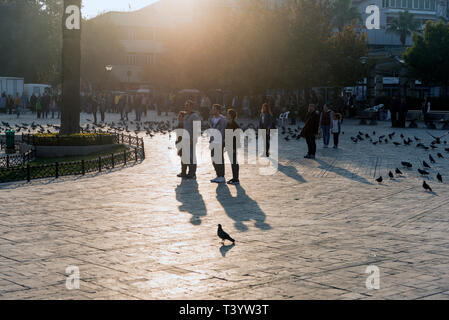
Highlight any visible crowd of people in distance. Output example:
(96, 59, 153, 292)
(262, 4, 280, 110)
(0, 91, 61, 119)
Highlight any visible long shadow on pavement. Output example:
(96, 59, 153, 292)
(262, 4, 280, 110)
(315, 158, 374, 185)
(175, 179, 207, 226)
(216, 184, 271, 232)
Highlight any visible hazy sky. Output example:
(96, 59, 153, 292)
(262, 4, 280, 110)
(82, 0, 159, 19)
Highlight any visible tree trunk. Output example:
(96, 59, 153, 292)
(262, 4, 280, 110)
(60, 0, 81, 135)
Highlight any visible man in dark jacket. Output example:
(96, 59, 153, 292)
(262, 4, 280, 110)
(301, 104, 320, 159)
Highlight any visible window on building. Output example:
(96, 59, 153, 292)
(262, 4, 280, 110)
(389, 0, 396, 7)
(128, 29, 136, 40)
(401, 0, 408, 7)
(126, 55, 137, 65)
(419, 0, 424, 8)
(382, 0, 388, 7)
(145, 54, 155, 65)
(413, 0, 419, 8)
(431, 0, 436, 10)
(424, 0, 430, 9)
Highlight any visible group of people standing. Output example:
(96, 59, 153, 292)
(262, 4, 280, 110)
(0, 91, 59, 119)
(82, 92, 159, 124)
(0, 92, 26, 118)
(300, 104, 342, 159)
(176, 100, 244, 185)
(29, 92, 60, 119)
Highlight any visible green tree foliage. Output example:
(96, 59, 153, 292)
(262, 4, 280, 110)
(327, 25, 368, 88)
(0, 0, 124, 87)
(331, 0, 362, 32)
(404, 20, 449, 87)
(386, 10, 419, 47)
(81, 14, 124, 87)
(0, 0, 62, 84)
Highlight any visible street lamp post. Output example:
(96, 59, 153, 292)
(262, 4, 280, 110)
(105, 65, 113, 91)
(61, 0, 82, 135)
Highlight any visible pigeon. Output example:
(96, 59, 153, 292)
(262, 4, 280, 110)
(418, 169, 429, 176)
(423, 181, 432, 192)
(388, 171, 394, 179)
(429, 154, 436, 163)
(401, 161, 412, 169)
(376, 176, 383, 183)
(437, 173, 443, 183)
(437, 153, 444, 159)
(395, 168, 403, 175)
(427, 132, 449, 144)
(217, 224, 235, 244)
(423, 161, 431, 169)
(393, 142, 401, 146)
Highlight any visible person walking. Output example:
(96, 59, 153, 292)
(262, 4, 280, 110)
(225, 108, 240, 185)
(319, 104, 333, 148)
(6, 94, 13, 114)
(41, 92, 50, 119)
(36, 94, 42, 118)
(331, 112, 342, 148)
(176, 111, 188, 178)
(399, 97, 408, 128)
(29, 93, 37, 115)
(14, 93, 21, 118)
(183, 100, 201, 179)
(0, 92, 6, 112)
(119, 94, 126, 120)
(391, 96, 400, 127)
(301, 104, 320, 159)
(259, 103, 273, 157)
(21, 92, 28, 115)
(91, 94, 98, 124)
(50, 95, 56, 118)
(209, 104, 227, 183)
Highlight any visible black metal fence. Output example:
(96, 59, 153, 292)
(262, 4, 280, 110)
(0, 149, 36, 169)
(0, 134, 145, 184)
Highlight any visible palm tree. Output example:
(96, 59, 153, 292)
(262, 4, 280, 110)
(331, 0, 362, 32)
(386, 11, 420, 47)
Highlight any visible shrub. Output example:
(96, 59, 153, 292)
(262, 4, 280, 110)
(30, 133, 116, 146)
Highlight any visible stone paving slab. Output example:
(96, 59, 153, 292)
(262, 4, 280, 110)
(1, 113, 449, 299)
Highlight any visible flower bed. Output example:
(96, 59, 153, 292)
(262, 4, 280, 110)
(27, 133, 116, 146)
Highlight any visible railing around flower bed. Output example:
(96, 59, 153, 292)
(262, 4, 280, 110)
(0, 134, 145, 183)
(0, 149, 36, 169)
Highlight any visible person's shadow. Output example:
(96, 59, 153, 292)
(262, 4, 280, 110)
(175, 179, 207, 225)
(219, 243, 235, 257)
(216, 184, 271, 232)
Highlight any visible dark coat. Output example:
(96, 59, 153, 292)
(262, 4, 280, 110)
(301, 110, 320, 137)
(259, 113, 273, 129)
(226, 120, 241, 152)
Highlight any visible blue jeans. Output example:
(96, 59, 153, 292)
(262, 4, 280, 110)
(321, 125, 330, 146)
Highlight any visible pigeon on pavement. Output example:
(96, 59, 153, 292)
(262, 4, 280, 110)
(217, 224, 235, 244)
(423, 181, 432, 192)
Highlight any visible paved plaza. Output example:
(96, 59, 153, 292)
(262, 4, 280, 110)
(1, 112, 449, 300)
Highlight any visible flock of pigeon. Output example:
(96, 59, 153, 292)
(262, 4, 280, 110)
(0, 119, 174, 138)
(350, 129, 448, 193)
